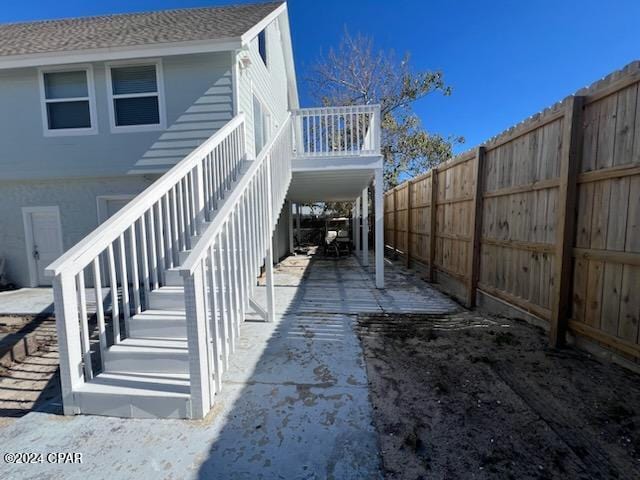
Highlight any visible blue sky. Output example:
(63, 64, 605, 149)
(3, 0, 639, 152)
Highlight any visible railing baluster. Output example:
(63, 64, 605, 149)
(118, 233, 130, 326)
(230, 211, 242, 335)
(202, 156, 211, 216)
(188, 170, 197, 237)
(138, 215, 151, 308)
(177, 179, 187, 251)
(247, 186, 257, 282)
(237, 197, 248, 313)
(106, 244, 121, 343)
(205, 244, 223, 392)
(147, 209, 159, 290)
(129, 224, 141, 316)
(92, 257, 107, 371)
(222, 222, 236, 351)
(76, 270, 93, 379)
(163, 194, 174, 269)
(155, 201, 166, 281)
(215, 236, 229, 369)
(170, 187, 180, 263)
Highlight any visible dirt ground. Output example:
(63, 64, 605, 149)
(0, 316, 61, 422)
(357, 311, 640, 480)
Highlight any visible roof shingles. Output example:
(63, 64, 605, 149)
(0, 2, 282, 57)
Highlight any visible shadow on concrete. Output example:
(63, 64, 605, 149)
(0, 316, 62, 418)
(196, 250, 384, 479)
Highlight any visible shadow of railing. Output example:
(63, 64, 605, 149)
(0, 316, 62, 418)
(196, 250, 383, 478)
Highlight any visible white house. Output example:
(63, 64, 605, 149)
(0, 1, 384, 418)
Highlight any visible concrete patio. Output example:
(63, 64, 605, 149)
(0, 252, 458, 479)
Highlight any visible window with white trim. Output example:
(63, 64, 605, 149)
(253, 95, 271, 155)
(40, 68, 96, 135)
(107, 62, 164, 130)
(258, 29, 267, 67)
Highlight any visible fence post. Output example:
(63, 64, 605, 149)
(183, 263, 212, 419)
(467, 146, 486, 307)
(428, 170, 438, 282)
(393, 188, 398, 258)
(550, 95, 584, 348)
(406, 181, 412, 268)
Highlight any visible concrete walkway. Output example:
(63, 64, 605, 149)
(0, 252, 457, 479)
(0, 288, 111, 316)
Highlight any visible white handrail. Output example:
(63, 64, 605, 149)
(180, 114, 292, 275)
(47, 114, 245, 276)
(178, 113, 292, 417)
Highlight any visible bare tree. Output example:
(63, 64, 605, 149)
(307, 30, 463, 187)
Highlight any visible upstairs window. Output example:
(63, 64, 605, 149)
(253, 95, 271, 155)
(258, 29, 267, 67)
(39, 67, 96, 136)
(107, 61, 165, 132)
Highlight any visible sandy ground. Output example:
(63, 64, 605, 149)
(0, 316, 61, 423)
(357, 311, 640, 480)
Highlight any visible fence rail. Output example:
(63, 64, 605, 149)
(384, 61, 640, 365)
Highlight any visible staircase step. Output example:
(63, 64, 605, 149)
(75, 371, 191, 419)
(127, 310, 186, 339)
(103, 337, 188, 374)
(164, 268, 183, 286)
(148, 286, 185, 311)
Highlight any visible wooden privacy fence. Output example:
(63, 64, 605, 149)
(384, 61, 640, 363)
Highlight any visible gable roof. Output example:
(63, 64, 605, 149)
(0, 2, 283, 58)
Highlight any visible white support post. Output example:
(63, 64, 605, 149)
(52, 273, 83, 415)
(288, 200, 294, 255)
(374, 168, 385, 288)
(296, 203, 302, 246)
(362, 187, 369, 267)
(354, 197, 361, 258)
(265, 157, 276, 323)
(183, 263, 211, 419)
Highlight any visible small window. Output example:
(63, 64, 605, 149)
(40, 68, 95, 135)
(107, 62, 164, 131)
(253, 95, 271, 155)
(258, 29, 267, 67)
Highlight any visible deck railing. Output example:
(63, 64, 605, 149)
(45, 115, 246, 414)
(179, 114, 292, 417)
(291, 105, 381, 158)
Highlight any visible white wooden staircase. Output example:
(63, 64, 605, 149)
(46, 105, 380, 419)
(46, 112, 293, 419)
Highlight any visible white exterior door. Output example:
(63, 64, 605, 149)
(23, 208, 63, 286)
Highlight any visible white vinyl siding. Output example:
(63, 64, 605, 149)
(106, 60, 166, 133)
(39, 65, 97, 136)
(237, 15, 289, 158)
